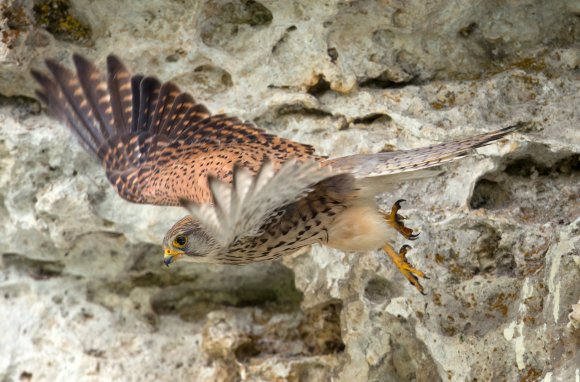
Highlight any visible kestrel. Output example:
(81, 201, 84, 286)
(32, 54, 521, 293)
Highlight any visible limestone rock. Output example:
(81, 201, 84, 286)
(1, 0, 578, 381)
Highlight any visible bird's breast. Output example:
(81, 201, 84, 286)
(326, 205, 396, 252)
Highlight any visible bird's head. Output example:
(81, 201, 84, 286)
(162, 215, 220, 266)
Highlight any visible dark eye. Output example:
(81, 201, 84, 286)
(173, 235, 188, 248)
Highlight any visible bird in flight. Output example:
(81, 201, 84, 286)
(32, 54, 521, 293)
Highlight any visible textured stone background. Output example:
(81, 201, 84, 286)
(1, 0, 579, 381)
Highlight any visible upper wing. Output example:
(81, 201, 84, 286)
(31, 54, 319, 206)
(326, 123, 524, 178)
(181, 160, 339, 248)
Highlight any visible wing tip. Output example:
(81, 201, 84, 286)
(497, 121, 528, 135)
(72, 53, 88, 66)
(474, 121, 528, 148)
(106, 54, 124, 69)
(72, 53, 98, 77)
(44, 58, 67, 79)
(30, 69, 54, 101)
(30, 68, 47, 84)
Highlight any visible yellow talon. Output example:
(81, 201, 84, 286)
(384, 199, 420, 240)
(383, 243, 428, 294)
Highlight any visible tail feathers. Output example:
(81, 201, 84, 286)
(327, 124, 523, 178)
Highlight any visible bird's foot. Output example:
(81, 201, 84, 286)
(384, 199, 419, 240)
(383, 244, 428, 294)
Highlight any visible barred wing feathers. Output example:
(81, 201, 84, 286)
(32, 54, 319, 206)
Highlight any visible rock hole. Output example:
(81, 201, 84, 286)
(469, 179, 509, 210)
(469, 151, 579, 225)
(504, 155, 580, 177)
(234, 338, 261, 362)
(327, 47, 339, 63)
(307, 75, 331, 97)
(275, 104, 332, 117)
(200, 0, 273, 48)
(364, 276, 392, 303)
(239, 0, 272, 26)
(190, 65, 233, 93)
(0, 95, 42, 117)
(165, 48, 186, 63)
(358, 72, 415, 89)
(353, 113, 391, 125)
(504, 157, 549, 177)
(553, 154, 580, 175)
(458, 22, 478, 38)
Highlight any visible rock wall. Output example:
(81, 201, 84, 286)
(1, 0, 579, 381)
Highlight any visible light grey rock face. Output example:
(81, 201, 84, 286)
(1, 0, 579, 381)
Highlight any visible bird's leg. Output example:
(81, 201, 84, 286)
(384, 199, 419, 240)
(383, 244, 428, 294)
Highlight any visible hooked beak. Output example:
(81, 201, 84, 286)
(163, 248, 184, 267)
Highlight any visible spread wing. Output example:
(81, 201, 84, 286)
(31, 54, 319, 206)
(180, 160, 338, 248)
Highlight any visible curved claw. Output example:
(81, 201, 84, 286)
(385, 199, 420, 241)
(400, 244, 412, 254)
(409, 232, 420, 240)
